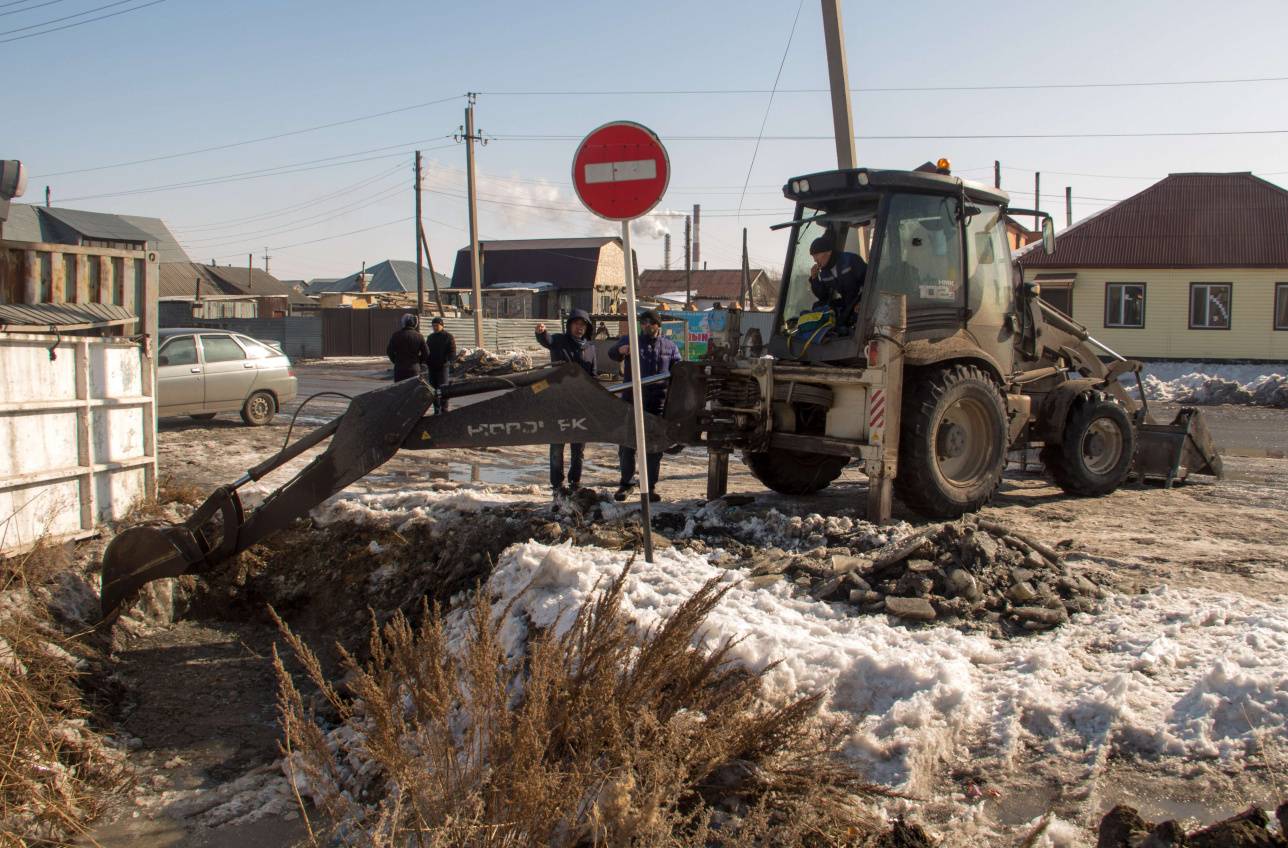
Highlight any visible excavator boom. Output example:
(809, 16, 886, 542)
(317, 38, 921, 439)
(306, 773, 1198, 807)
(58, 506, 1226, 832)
(99, 364, 691, 620)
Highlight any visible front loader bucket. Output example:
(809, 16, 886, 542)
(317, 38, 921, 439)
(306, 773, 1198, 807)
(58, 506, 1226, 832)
(100, 523, 205, 622)
(1134, 407, 1223, 488)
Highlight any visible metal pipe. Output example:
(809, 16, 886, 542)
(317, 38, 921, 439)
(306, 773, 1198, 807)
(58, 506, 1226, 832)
(606, 372, 671, 395)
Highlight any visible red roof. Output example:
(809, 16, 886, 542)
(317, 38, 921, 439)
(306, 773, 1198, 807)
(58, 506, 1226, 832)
(639, 268, 773, 302)
(1019, 172, 1288, 269)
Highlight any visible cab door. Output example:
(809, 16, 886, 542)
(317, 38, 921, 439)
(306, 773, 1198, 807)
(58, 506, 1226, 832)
(871, 193, 965, 338)
(197, 333, 257, 408)
(963, 205, 1016, 370)
(156, 334, 203, 413)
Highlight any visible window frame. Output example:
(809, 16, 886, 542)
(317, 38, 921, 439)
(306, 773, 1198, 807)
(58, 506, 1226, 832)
(158, 334, 197, 367)
(1103, 282, 1146, 329)
(1188, 282, 1233, 331)
(1275, 283, 1288, 331)
(197, 333, 249, 363)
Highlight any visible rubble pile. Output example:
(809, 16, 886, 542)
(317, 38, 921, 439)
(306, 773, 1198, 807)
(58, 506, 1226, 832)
(1136, 371, 1288, 407)
(451, 347, 534, 378)
(739, 516, 1109, 634)
(1098, 803, 1288, 848)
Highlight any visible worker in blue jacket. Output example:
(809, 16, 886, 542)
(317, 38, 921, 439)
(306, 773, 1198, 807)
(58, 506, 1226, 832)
(608, 310, 681, 502)
(535, 309, 596, 497)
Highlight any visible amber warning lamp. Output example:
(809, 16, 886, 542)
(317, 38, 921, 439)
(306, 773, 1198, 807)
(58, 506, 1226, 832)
(935, 158, 952, 174)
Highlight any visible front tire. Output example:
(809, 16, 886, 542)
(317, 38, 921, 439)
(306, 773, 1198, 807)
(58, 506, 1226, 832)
(240, 391, 276, 426)
(1041, 393, 1135, 496)
(894, 364, 1008, 518)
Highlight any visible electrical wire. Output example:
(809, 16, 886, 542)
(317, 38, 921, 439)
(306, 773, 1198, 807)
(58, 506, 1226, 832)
(491, 129, 1288, 141)
(0, 0, 71, 19)
(1, 0, 135, 35)
(736, 0, 805, 223)
(281, 392, 353, 452)
(34, 97, 463, 178)
(0, 0, 163, 43)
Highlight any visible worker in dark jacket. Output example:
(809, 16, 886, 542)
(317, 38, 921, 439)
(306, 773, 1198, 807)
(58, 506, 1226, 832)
(608, 310, 681, 502)
(425, 316, 456, 414)
(808, 232, 866, 331)
(386, 313, 430, 382)
(535, 309, 596, 497)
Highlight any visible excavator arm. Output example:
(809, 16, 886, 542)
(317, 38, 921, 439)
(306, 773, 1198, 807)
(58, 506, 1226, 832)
(99, 363, 695, 620)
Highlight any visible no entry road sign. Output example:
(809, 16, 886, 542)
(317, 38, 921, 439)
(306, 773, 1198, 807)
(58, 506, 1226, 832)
(572, 121, 670, 221)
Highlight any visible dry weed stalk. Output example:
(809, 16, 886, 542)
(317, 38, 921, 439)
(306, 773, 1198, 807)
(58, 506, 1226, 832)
(273, 566, 891, 847)
(0, 604, 128, 846)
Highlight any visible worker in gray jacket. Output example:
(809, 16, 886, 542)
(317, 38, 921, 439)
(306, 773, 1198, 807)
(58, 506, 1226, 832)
(535, 309, 596, 497)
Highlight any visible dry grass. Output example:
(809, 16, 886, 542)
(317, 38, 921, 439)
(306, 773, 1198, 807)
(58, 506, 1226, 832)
(0, 537, 72, 595)
(273, 565, 895, 847)
(0, 598, 128, 846)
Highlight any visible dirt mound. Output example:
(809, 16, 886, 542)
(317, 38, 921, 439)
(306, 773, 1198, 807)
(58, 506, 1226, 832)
(733, 516, 1110, 635)
(1098, 802, 1288, 847)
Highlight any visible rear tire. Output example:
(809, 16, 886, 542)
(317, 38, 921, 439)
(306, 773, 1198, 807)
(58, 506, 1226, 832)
(189, 413, 217, 421)
(744, 449, 848, 495)
(1041, 393, 1135, 496)
(240, 391, 276, 426)
(894, 364, 1007, 518)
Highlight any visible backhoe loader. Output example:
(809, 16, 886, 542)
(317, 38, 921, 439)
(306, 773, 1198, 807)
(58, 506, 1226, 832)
(99, 161, 1221, 620)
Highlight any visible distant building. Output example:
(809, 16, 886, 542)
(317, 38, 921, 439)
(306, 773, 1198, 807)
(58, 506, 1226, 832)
(2, 203, 189, 263)
(449, 237, 633, 317)
(303, 260, 450, 298)
(639, 268, 778, 311)
(1018, 171, 1288, 361)
(158, 262, 309, 322)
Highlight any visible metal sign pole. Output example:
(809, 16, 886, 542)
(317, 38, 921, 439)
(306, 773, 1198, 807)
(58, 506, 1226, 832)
(620, 220, 654, 562)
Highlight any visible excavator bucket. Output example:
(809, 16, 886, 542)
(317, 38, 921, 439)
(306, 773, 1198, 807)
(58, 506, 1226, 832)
(1134, 407, 1223, 488)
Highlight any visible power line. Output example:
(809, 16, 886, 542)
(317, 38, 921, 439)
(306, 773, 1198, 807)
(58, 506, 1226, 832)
(33, 97, 463, 178)
(0, 0, 164, 43)
(0, 0, 71, 19)
(492, 128, 1288, 142)
(737, 0, 805, 223)
(178, 184, 407, 249)
(478, 74, 1288, 96)
(1, 0, 135, 35)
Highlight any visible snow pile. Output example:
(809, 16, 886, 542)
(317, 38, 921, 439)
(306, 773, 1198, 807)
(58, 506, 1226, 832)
(469, 541, 1288, 797)
(312, 481, 543, 530)
(452, 347, 534, 378)
(677, 499, 908, 553)
(1124, 361, 1288, 406)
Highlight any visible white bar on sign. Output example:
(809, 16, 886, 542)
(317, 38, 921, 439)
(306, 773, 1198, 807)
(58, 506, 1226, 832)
(584, 159, 657, 184)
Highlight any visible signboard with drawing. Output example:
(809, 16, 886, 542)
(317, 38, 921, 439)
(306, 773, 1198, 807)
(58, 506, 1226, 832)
(659, 310, 715, 360)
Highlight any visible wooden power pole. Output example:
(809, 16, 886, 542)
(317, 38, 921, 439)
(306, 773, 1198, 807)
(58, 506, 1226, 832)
(684, 215, 692, 309)
(741, 227, 750, 309)
(415, 150, 424, 316)
(1034, 172, 1040, 231)
(820, 0, 857, 170)
(1065, 186, 1073, 228)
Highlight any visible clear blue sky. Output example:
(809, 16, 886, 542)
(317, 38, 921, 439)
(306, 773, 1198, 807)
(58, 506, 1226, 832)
(6, 0, 1288, 281)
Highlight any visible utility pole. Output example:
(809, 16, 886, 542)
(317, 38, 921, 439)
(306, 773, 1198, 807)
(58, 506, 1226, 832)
(684, 215, 692, 309)
(663, 232, 671, 270)
(262, 246, 271, 274)
(1034, 172, 1040, 231)
(741, 227, 750, 309)
(1065, 186, 1073, 228)
(691, 204, 700, 270)
(821, 0, 857, 170)
(44, 186, 50, 208)
(419, 224, 445, 317)
(415, 150, 424, 316)
(456, 93, 486, 347)
(994, 160, 1001, 189)
(247, 253, 253, 290)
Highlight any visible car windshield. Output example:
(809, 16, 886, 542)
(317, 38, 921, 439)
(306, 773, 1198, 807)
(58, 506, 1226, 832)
(779, 202, 878, 330)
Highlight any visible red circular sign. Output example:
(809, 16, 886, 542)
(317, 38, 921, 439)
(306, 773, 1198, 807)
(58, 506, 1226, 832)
(571, 121, 670, 221)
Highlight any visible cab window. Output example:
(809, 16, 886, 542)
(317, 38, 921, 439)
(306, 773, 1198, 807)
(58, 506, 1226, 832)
(199, 334, 247, 363)
(874, 193, 962, 308)
(159, 335, 197, 367)
(964, 204, 1013, 322)
(779, 202, 878, 330)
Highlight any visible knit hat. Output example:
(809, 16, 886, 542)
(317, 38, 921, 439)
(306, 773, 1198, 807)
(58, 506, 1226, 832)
(809, 233, 836, 255)
(638, 309, 662, 326)
(400, 313, 418, 329)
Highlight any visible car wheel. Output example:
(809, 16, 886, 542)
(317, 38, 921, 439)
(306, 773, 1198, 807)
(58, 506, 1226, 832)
(189, 413, 217, 421)
(240, 391, 276, 426)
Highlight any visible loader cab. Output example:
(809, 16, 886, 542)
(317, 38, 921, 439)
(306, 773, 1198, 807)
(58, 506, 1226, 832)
(770, 167, 1018, 370)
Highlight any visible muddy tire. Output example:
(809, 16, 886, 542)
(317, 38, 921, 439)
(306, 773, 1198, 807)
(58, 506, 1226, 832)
(1041, 393, 1135, 496)
(189, 413, 217, 421)
(744, 449, 848, 496)
(894, 364, 1007, 518)
(240, 391, 276, 426)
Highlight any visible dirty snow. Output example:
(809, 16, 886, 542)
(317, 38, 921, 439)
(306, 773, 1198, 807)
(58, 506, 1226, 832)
(471, 541, 1288, 799)
(311, 482, 544, 529)
(1122, 361, 1288, 405)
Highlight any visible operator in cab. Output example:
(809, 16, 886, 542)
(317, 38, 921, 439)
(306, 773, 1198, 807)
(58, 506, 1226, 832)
(808, 232, 866, 332)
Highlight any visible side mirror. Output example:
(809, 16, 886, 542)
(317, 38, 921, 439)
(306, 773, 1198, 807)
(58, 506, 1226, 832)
(1041, 218, 1055, 255)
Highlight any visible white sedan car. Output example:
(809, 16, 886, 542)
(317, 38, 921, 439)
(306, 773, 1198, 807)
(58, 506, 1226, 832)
(157, 329, 298, 425)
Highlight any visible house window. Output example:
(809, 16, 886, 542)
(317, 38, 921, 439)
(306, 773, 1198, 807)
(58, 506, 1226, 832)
(1276, 283, 1288, 331)
(1105, 283, 1145, 328)
(1190, 283, 1232, 330)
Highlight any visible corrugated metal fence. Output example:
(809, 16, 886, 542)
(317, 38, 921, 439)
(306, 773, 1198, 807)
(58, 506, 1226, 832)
(167, 316, 323, 359)
(320, 310, 549, 357)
